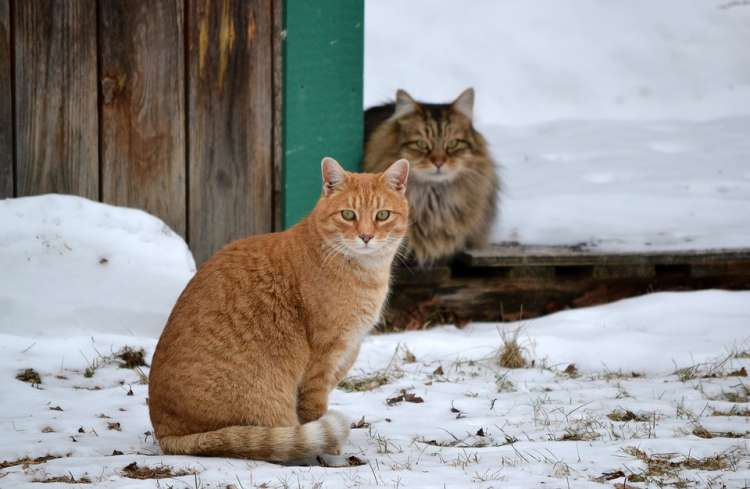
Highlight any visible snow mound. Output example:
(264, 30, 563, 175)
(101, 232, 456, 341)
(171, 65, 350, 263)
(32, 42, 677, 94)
(0, 194, 195, 338)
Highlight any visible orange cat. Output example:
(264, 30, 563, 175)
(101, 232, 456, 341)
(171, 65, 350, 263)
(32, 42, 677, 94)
(148, 158, 409, 462)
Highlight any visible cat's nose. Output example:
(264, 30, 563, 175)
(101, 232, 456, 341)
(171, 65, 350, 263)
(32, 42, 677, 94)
(432, 159, 444, 168)
(359, 234, 374, 244)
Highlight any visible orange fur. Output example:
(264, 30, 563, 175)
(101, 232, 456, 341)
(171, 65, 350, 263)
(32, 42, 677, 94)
(148, 158, 409, 461)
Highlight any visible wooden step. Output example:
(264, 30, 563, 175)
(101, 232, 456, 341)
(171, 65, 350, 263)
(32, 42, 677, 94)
(380, 246, 750, 331)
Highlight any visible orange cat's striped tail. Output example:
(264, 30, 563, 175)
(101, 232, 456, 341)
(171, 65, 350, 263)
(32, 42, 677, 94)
(157, 411, 350, 462)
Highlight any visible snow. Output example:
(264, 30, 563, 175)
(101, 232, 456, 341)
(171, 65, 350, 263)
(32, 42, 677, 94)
(365, 0, 750, 251)
(0, 194, 195, 338)
(2, 196, 750, 487)
(2, 2, 749, 485)
(365, 0, 750, 125)
(487, 117, 750, 250)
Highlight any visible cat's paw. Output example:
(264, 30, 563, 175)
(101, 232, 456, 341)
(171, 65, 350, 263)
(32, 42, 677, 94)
(316, 453, 368, 468)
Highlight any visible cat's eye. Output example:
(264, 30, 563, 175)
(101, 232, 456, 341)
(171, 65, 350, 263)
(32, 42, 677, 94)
(407, 140, 429, 152)
(375, 210, 391, 221)
(341, 209, 356, 221)
(446, 139, 466, 151)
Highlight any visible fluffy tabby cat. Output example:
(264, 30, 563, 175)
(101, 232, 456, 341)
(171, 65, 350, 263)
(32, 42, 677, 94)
(149, 157, 410, 462)
(363, 88, 499, 265)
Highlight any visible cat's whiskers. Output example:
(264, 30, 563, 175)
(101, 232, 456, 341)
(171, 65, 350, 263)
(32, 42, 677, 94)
(320, 239, 349, 268)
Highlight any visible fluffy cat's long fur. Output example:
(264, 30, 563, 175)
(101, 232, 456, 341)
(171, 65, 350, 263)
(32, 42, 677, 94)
(363, 88, 499, 265)
(149, 158, 410, 462)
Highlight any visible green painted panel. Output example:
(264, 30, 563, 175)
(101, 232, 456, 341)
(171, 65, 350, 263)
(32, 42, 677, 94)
(282, 0, 364, 227)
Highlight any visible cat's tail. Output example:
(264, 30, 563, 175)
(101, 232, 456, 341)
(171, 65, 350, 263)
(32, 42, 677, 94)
(157, 410, 350, 462)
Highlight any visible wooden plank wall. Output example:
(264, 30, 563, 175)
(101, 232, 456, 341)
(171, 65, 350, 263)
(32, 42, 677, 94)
(99, 0, 186, 237)
(187, 0, 273, 264)
(0, 0, 281, 264)
(14, 0, 99, 199)
(0, 0, 12, 199)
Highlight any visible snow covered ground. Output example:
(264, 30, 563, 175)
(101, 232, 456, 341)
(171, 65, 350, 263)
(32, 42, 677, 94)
(365, 0, 750, 251)
(2, 195, 750, 488)
(2, 3, 749, 486)
(486, 117, 750, 251)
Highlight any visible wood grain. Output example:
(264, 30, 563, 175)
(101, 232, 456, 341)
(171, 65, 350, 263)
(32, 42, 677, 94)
(460, 245, 750, 267)
(272, 0, 283, 231)
(188, 0, 274, 263)
(14, 0, 98, 199)
(382, 251, 750, 330)
(0, 0, 12, 198)
(99, 0, 186, 236)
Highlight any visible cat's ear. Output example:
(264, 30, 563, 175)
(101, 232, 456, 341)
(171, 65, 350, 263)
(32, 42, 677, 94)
(382, 159, 409, 194)
(452, 87, 475, 120)
(321, 157, 347, 196)
(392, 89, 418, 119)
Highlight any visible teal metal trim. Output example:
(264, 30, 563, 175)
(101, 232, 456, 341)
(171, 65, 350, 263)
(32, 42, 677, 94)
(282, 0, 364, 228)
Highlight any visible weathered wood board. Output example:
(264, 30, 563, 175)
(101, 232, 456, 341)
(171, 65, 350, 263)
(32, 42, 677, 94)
(0, 0, 11, 198)
(99, 0, 186, 237)
(14, 0, 98, 199)
(382, 247, 750, 331)
(187, 0, 274, 263)
(461, 244, 750, 267)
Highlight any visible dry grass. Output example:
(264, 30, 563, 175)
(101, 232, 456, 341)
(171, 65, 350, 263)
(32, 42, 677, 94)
(599, 370, 643, 381)
(674, 352, 748, 382)
(16, 368, 42, 385)
(338, 373, 390, 392)
(691, 424, 748, 439)
(116, 347, 147, 369)
(402, 346, 416, 363)
(121, 462, 196, 480)
(607, 409, 651, 422)
(558, 416, 603, 441)
(0, 454, 61, 469)
(623, 446, 730, 483)
(497, 328, 528, 369)
(386, 389, 424, 406)
(563, 364, 579, 377)
(32, 473, 91, 484)
(712, 405, 750, 416)
(339, 345, 403, 392)
(711, 383, 750, 403)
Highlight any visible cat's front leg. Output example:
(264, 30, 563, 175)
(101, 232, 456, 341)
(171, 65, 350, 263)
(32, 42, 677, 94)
(333, 342, 361, 385)
(297, 366, 333, 424)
